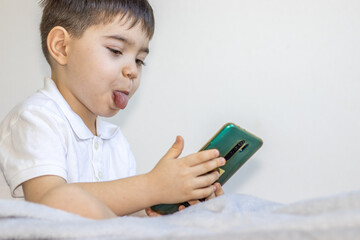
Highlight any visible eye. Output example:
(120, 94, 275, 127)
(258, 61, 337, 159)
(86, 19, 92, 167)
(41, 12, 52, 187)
(107, 47, 122, 56)
(136, 59, 146, 67)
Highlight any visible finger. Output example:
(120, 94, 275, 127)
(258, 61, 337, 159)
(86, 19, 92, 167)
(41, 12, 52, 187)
(178, 199, 200, 211)
(178, 205, 186, 211)
(192, 170, 220, 189)
(205, 192, 216, 201)
(162, 136, 184, 159)
(145, 208, 152, 216)
(184, 149, 220, 167)
(192, 157, 225, 176)
(192, 185, 217, 200)
(188, 200, 200, 206)
(214, 182, 224, 196)
(145, 208, 161, 217)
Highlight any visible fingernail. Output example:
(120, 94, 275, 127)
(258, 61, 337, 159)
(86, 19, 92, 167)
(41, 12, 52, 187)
(213, 185, 217, 191)
(220, 157, 226, 165)
(214, 149, 219, 157)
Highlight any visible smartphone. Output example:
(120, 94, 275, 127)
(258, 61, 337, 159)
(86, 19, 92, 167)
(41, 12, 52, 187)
(150, 123, 263, 215)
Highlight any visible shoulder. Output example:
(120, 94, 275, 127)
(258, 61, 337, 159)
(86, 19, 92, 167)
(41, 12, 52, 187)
(20, 91, 65, 118)
(7, 91, 65, 121)
(0, 91, 68, 141)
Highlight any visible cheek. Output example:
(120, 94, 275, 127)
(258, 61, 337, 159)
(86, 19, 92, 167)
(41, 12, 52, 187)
(130, 77, 141, 98)
(67, 48, 95, 81)
(68, 48, 117, 85)
(87, 51, 122, 82)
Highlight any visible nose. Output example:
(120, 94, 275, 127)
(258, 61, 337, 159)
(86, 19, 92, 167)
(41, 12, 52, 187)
(122, 61, 138, 80)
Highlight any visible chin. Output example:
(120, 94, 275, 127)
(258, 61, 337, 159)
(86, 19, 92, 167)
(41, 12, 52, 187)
(98, 108, 120, 118)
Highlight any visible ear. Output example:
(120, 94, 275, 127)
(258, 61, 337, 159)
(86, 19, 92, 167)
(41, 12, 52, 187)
(47, 26, 70, 65)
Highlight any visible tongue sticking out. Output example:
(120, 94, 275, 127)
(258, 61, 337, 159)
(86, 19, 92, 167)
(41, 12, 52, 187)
(113, 91, 129, 109)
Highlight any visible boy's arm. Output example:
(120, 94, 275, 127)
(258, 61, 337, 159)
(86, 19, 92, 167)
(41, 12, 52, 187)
(23, 176, 117, 219)
(22, 174, 156, 219)
(22, 136, 225, 219)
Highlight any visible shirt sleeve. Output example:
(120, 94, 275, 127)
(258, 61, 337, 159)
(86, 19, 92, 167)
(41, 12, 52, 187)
(0, 107, 68, 197)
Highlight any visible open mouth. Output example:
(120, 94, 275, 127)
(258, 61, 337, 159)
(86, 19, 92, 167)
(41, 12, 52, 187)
(113, 90, 129, 109)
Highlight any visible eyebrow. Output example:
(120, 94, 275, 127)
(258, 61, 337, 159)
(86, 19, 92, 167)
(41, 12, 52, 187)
(105, 35, 149, 54)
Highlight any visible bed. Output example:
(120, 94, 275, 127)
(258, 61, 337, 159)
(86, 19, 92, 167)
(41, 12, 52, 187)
(1, 190, 360, 239)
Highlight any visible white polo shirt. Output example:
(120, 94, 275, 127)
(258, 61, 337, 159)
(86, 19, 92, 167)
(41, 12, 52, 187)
(0, 78, 136, 198)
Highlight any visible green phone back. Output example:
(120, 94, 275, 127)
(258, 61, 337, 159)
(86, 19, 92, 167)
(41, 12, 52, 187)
(150, 123, 263, 215)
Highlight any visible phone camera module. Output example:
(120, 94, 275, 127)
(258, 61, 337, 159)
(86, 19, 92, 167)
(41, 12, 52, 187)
(224, 140, 247, 161)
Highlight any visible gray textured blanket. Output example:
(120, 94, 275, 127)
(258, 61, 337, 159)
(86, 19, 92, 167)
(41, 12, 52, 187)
(1, 190, 360, 240)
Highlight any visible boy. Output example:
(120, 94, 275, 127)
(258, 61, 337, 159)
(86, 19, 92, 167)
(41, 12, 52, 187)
(0, 0, 224, 219)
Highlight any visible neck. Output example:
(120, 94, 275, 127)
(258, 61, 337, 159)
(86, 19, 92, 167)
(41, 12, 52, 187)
(52, 73, 97, 136)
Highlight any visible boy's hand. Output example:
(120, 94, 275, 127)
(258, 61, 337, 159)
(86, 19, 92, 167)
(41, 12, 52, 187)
(178, 182, 224, 211)
(147, 136, 226, 206)
(145, 182, 224, 217)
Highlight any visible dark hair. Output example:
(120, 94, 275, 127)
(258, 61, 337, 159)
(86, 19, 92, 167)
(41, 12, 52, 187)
(39, 0, 155, 63)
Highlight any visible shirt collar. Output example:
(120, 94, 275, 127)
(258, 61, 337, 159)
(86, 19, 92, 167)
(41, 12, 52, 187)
(40, 78, 119, 140)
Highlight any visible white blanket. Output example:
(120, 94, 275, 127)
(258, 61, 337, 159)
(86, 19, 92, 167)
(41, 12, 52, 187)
(1, 190, 360, 239)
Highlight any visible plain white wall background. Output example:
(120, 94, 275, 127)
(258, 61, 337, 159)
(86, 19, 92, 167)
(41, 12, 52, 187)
(0, 0, 359, 203)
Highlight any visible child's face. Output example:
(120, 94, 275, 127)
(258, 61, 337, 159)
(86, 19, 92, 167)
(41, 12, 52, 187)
(61, 15, 150, 118)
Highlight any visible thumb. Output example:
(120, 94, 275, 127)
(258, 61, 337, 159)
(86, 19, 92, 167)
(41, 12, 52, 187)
(162, 136, 184, 159)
